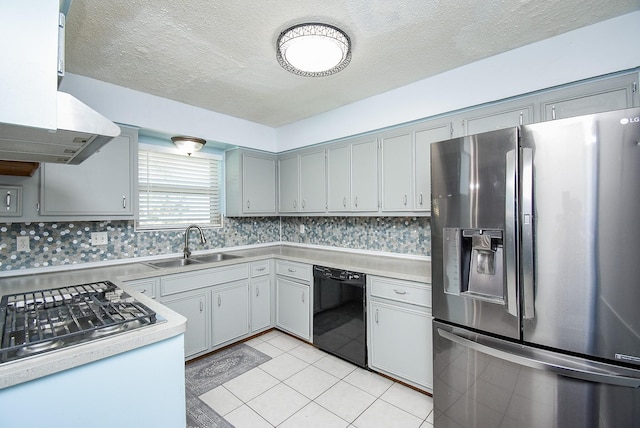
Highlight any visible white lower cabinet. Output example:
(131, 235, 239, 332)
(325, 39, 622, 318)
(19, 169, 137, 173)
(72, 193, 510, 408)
(162, 290, 209, 357)
(276, 278, 310, 340)
(212, 281, 249, 347)
(250, 260, 272, 333)
(159, 263, 250, 359)
(368, 275, 433, 392)
(275, 260, 312, 341)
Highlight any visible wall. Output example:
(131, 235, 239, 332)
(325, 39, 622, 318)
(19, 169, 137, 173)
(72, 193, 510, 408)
(276, 11, 640, 150)
(58, 12, 640, 152)
(58, 74, 278, 152)
(0, 217, 430, 272)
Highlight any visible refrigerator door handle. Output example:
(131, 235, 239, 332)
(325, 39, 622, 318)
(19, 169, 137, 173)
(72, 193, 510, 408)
(437, 328, 640, 388)
(521, 147, 535, 319)
(505, 149, 518, 317)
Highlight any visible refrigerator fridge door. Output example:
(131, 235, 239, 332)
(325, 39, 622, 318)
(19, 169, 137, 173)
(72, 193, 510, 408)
(431, 128, 520, 339)
(520, 107, 640, 365)
(433, 321, 640, 428)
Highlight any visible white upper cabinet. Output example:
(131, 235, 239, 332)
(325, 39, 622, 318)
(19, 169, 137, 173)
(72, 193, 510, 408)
(462, 102, 534, 135)
(414, 122, 452, 212)
(326, 144, 352, 212)
(380, 122, 451, 214)
(299, 148, 326, 212)
(278, 154, 299, 213)
(381, 130, 413, 212)
(350, 137, 379, 212)
(277, 148, 326, 214)
(225, 149, 277, 216)
(39, 126, 137, 218)
(539, 73, 639, 121)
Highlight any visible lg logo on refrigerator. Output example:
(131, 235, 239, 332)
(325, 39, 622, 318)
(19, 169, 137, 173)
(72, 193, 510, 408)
(620, 116, 640, 125)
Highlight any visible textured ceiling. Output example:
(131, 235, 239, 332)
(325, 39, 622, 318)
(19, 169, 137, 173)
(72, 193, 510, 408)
(65, 0, 640, 127)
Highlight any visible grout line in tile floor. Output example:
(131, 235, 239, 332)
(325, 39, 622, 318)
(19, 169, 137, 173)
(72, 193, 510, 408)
(197, 329, 434, 428)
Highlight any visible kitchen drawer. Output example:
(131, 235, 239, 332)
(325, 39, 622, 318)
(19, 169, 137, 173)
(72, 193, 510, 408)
(275, 260, 312, 282)
(124, 277, 158, 299)
(161, 264, 249, 296)
(369, 276, 431, 308)
(251, 260, 271, 277)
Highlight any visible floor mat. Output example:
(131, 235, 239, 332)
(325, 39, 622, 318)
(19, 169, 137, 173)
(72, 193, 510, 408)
(185, 342, 272, 428)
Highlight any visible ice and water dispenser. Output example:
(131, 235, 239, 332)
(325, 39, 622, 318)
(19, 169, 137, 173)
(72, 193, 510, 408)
(443, 228, 506, 303)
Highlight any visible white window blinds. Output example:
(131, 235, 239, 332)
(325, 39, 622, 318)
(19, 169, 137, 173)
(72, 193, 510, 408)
(137, 150, 223, 230)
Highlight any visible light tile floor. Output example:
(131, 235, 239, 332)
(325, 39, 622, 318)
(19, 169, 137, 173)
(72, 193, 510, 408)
(198, 329, 434, 428)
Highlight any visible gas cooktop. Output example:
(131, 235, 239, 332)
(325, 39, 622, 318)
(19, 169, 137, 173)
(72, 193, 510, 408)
(0, 281, 161, 363)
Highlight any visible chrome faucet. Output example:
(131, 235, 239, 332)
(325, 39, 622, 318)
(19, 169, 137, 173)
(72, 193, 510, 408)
(183, 224, 207, 259)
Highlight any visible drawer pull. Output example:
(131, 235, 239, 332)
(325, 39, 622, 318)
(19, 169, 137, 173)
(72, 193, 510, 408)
(393, 289, 408, 295)
(140, 289, 147, 294)
(256, 267, 266, 272)
(288, 268, 297, 273)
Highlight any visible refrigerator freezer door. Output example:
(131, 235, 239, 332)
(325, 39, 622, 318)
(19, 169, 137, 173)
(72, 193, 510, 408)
(433, 321, 640, 428)
(521, 107, 640, 365)
(431, 128, 520, 339)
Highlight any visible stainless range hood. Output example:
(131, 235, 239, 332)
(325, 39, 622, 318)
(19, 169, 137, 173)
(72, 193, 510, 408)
(0, 92, 121, 165)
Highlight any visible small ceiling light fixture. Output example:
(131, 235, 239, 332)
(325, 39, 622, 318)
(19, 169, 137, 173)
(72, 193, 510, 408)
(171, 136, 206, 156)
(277, 23, 351, 77)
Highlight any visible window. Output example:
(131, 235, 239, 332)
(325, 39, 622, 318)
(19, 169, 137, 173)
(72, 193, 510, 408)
(137, 146, 223, 230)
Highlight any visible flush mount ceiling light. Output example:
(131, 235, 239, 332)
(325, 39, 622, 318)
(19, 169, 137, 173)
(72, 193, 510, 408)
(277, 23, 352, 77)
(171, 136, 206, 156)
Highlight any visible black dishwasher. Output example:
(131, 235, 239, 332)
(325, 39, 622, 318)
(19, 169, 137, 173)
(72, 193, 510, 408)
(313, 265, 366, 368)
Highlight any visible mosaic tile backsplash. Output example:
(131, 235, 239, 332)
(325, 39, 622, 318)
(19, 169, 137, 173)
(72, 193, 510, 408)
(0, 216, 430, 272)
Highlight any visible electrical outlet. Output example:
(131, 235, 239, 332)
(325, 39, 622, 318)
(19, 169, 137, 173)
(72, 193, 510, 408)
(17, 236, 30, 251)
(91, 232, 108, 246)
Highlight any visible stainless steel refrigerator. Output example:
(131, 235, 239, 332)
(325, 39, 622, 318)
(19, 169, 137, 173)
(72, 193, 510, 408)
(431, 107, 640, 428)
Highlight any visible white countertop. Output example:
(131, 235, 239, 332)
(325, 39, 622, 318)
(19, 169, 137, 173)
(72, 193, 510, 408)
(0, 244, 430, 389)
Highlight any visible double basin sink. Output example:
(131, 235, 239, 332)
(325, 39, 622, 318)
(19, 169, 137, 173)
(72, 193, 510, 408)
(146, 253, 241, 269)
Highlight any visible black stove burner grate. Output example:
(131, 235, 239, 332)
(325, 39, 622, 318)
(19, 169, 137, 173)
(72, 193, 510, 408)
(0, 280, 158, 363)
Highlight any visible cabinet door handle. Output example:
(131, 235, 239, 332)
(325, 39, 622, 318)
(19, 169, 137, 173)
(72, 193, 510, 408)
(519, 111, 524, 125)
(419, 192, 423, 206)
(301, 292, 305, 303)
(218, 295, 222, 307)
(393, 289, 407, 295)
(375, 309, 379, 324)
(343, 197, 347, 208)
(200, 301, 204, 312)
(256, 286, 260, 297)
(122, 196, 127, 209)
(354, 196, 358, 208)
(247, 200, 251, 209)
(293, 200, 297, 209)
(551, 105, 557, 120)
(301, 199, 306, 209)
(403, 194, 407, 206)
(5, 191, 10, 210)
